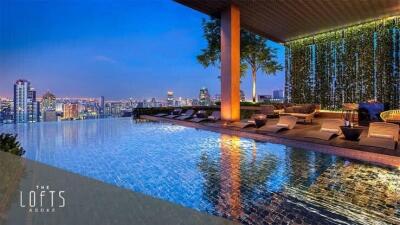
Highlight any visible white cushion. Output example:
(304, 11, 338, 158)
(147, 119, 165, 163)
(370, 133, 393, 139)
(321, 128, 339, 133)
(276, 123, 289, 128)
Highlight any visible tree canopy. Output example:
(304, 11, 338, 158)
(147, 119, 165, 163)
(197, 17, 282, 102)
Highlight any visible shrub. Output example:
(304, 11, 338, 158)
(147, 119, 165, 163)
(0, 133, 25, 156)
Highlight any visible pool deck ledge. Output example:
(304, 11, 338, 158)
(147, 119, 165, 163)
(141, 115, 400, 169)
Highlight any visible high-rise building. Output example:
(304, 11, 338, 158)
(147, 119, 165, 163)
(14, 79, 39, 123)
(55, 102, 64, 113)
(0, 99, 13, 123)
(99, 96, 105, 116)
(109, 102, 123, 116)
(41, 91, 56, 111)
(199, 87, 211, 106)
(167, 91, 174, 107)
(63, 103, 79, 120)
(258, 95, 272, 102)
(273, 90, 284, 99)
(213, 94, 221, 102)
(14, 80, 28, 123)
(240, 90, 246, 102)
(150, 98, 157, 108)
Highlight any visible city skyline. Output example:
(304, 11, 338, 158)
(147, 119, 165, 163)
(0, 79, 284, 102)
(0, 1, 285, 100)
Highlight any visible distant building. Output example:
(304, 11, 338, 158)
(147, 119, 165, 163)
(199, 87, 211, 106)
(0, 99, 13, 123)
(41, 91, 56, 111)
(14, 79, 39, 123)
(258, 95, 272, 103)
(41, 91, 57, 122)
(55, 102, 64, 113)
(106, 102, 124, 117)
(99, 96, 105, 116)
(273, 90, 284, 99)
(63, 103, 79, 120)
(150, 98, 157, 108)
(167, 91, 174, 107)
(180, 98, 193, 106)
(213, 94, 221, 102)
(240, 90, 245, 102)
(43, 110, 58, 122)
(191, 99, 199, 106)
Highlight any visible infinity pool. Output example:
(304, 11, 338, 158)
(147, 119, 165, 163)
(1, 118, 399, 224)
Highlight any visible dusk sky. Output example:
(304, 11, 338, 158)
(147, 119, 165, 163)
(0, 0, 285, 100)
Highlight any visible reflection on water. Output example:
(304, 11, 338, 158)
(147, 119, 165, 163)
(198, 134, 400, 224)
(0, 118, 399, 225)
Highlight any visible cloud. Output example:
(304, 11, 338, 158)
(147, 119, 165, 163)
(93, 55, 117, 64)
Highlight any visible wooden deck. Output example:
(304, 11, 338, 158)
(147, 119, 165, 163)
(141, 115, 400, 169)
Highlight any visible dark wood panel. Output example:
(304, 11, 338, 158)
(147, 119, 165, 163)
(175, 0, 400, 42)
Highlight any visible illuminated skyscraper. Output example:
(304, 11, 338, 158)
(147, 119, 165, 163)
(273, 89, 284, 99)
(41, 91, 57, 122)
(240, 90, 245, 102)
(167, 91, 174, 107)
(150, 97, 157, 108)
(99, 96, 105, 116)
(41, 91, 56, 111)
(63, 103, 79, 120)
(14, 79, 39, 123)
(199, 87, 211, 106)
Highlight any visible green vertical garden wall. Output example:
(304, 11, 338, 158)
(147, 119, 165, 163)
(285, 16, 400, 109)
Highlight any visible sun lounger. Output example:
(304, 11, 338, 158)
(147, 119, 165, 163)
(227, 114, 259, 129)
(258, 115, 297, 133)
(191, 111, 221, 123)
(260, 105, 276, 117)
(193, 110, 208, 119)
(228, 121, 256, 129)
(359, 122, 399, 150)
(176, 109, 195, 120)
(165, 109, 183, 119)
(304, 119, 344, 140)
(154, 113, 168, 117)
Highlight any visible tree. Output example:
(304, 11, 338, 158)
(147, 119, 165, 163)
(197, 17, 282, 102)
(0, 133, 25, 156)
(197, 18, 248, 77)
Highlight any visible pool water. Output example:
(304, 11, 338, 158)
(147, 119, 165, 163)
(1, 118, 399, 225)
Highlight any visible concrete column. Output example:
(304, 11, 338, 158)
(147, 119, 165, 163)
(220, 4, 240, 122)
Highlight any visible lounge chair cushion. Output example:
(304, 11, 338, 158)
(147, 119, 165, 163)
(258, 125, 286, 133)
(369, 133, 393, 139)
(276, 123, 289, 128)
(229, 122, 255, 129)
(304, 130, 337, 140)
(285, 113, 310, 118)
(321, 128, 339, 133)
(359, 136, 396, 150)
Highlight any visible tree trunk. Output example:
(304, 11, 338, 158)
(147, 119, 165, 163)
(252, 68, 257, 102)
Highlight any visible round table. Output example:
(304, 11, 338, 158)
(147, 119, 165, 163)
(254, 114, 267, 128)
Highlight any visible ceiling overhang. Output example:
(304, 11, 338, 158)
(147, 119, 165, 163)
(175, 0, 400, 43)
